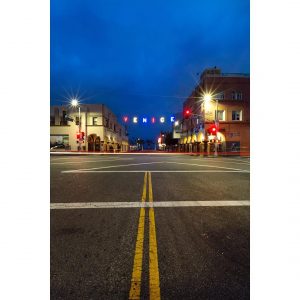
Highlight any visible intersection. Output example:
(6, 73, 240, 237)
(50, 153, 250, 299)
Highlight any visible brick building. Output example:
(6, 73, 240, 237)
(180, 67, 250, 154)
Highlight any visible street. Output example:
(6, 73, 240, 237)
(50, 153, 250, 299)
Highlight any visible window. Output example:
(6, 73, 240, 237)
(215, 92, 224, 100)
(232, 110, 242, 121)
(231, 91, 243, 100)
(93, 117, 98, 125)
(75, 116, 81, 125)
(231, 91, 236, 100)
(50, 135, 69, 148)
(215, 110, 225, 121)
(61, 111, 68, 125)
(50, 116, 55, 126)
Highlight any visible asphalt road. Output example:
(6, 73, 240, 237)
(50, 153, 250, 299)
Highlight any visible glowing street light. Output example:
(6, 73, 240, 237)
(70, 98, 82, 151)
(203, 93, 212, 103)
(203, 93, 219, 156)
(71, 98, 79, 107)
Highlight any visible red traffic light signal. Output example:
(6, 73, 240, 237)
(184, 109, 191, 119)
(76, 132, 85, 140)
(208, 124, 218, 135)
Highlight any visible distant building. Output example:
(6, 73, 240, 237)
(172, 112, 183, 140)
(180, 67, 250, 154)
(50, 104, 129, 152)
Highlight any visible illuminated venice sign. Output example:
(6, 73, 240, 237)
(122, 116, 175, 124)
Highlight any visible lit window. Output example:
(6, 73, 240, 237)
(232, 110, 242, 121)
(215, 110, 225, 121)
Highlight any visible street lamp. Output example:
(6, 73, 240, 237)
(203, 93, 219, 156)
(71, 98, 81, 151)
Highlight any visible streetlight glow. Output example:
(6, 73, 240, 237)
(204, 93, 212, 103)
(71, 99, 79, 107)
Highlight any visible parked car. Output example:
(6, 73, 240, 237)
(50, 144, 66, 152)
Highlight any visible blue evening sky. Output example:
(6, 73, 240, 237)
(50, 0, 249, 140)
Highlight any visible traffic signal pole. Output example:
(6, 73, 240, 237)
(214, 100, 219, 156)
(78, 106, 81, 151)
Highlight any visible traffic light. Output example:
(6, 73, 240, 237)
(184, 109, 191, 119)
(208, 124, 218, 135)
(76, 132, 81, 139)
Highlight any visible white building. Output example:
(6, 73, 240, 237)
(50, 104, 129, 152)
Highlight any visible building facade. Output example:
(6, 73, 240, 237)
(50, 104, 129, 152)
(179, 67, 250, 154)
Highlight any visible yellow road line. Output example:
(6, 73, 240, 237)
(148, 172, 161, 300)
(142, 171, 147, 203)
(129, 172, 147, 299)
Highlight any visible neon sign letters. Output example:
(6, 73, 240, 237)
(123, 116, 176, 124)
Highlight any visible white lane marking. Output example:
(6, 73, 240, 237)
(62, 162, 164, 172)
(50, 156, 128, 161)
(51, 200, 250, 209)
(51, 158, 133, 165)
(61, 161, 248, 173)
(164, 161, 247, 171)
(189, 159, 250, 165)
(62, 170, 250, 173)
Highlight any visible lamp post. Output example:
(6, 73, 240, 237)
(203, 93, 219, 156)
(71, 98, 81, 151)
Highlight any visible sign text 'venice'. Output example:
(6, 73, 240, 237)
(122, 116, 175, 124)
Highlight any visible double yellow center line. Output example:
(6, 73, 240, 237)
(129, 172, 161, 300)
